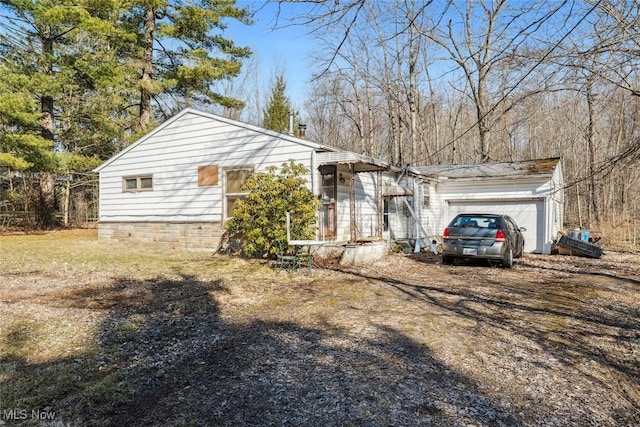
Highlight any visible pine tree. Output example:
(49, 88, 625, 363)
(263, 74, 293, 134)
(0, 0, 126, 227)
(119, 0, 252, 131)
(0, 68, 53, 172)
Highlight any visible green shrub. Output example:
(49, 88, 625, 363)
(225, 161, 319, 258)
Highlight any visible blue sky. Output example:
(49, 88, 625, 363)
(226, 1, 318, 108)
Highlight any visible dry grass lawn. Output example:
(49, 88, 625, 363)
(0, 229, 638, 426)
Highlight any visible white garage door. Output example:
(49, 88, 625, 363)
(448, 200, 544, 253)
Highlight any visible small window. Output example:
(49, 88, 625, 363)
(225, 167, 253, 217)
(422, 184, 430, 208)
(123, 175, 153, 192)
(321, 170, 336, 201)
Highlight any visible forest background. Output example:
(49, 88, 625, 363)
(1, 0, 639, 250)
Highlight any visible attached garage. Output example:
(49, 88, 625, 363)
(410, 158, 564, 254)
(447, 199, 544, 253)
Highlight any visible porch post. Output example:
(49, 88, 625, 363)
(377, 170, 383, 238)
(349, 163, 357, 242)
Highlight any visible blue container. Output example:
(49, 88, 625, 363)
(581, 230, 590, 242)
(568, 230, 581, 240)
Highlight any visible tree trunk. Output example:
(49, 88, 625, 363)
(586, 80, 602, 226)
(476, 74, 491, 162)
(38, 27, 56, 229)
(139, 6, 155, 132)
(63, 176, 71, 226)
(408, 23, 418, 165)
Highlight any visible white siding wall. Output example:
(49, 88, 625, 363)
(383, 175, 414, 241)
(551, 164, 564, 237)
(98, 112, 316, 222)
(417, 180, 440, 239)
(355, 171, 380, 239)
(333, 166, 380, 241)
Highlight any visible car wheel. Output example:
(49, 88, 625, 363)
(502, 248, 513, 268)
(442, 255, 454, 265)
(515, 239, 524, 258)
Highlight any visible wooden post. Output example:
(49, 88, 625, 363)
(286, 212, 291, 243)
(376, 170, 383, 239)
(349, 163, 357, 242)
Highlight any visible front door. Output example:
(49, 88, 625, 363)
(322, 203, 336, 239)
(320, 166, 337, 239)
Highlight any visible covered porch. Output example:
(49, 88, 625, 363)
(315, 151, 403, 244)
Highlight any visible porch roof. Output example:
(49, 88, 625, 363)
(316, 151, 396, 172)
(382, 181, 413, 196)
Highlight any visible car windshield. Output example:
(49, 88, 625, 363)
(450, 216, 498, 229)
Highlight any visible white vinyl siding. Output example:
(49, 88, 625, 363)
(333, 167, 382, 241)
(355, 172, 380, 239)
(97, 111, 317, 223)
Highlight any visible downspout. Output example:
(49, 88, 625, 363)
(310, 150, 316, 196)
(414, 174, 421, 250)
(377, 169, 383, 239)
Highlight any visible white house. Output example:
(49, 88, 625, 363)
(94, 108, 563, 254)
(94, 108, 397, 250)
(407, 158, 564, 254)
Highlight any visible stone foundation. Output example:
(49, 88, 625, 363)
(98, 221, 224, 251)
(339, 241, 389, 265)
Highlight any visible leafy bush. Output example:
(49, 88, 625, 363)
(224, 161, 319, 258)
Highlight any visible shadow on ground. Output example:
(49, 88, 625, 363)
(1, 274, 522, 426)
(332, 253, 640, 425)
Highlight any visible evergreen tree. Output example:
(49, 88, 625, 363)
(0, 0, 126, 227)
(119, 0, 252, 131)
(0, 67, 53, 172)
(263, 74, 293, 134)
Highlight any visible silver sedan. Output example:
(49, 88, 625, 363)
(441, 214, 525, 268)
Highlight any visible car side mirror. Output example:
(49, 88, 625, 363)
(519, 227, 527, 232)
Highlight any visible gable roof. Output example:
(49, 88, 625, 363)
(409, 157, 560, 180)
(94, 108, 339, 172)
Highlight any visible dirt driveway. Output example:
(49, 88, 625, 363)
(1, 232, 638, 426)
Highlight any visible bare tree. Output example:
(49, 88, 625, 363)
(421, 1, 572, 162)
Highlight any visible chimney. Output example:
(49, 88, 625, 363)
(288, 110, 294, 135)
(298, 124, 307, 139)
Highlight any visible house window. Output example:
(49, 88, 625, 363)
(321, 167, 336, 201)
(422, 184, 430, 208)
(225, 167, 253, 217)
(123, 175, 153, 192)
